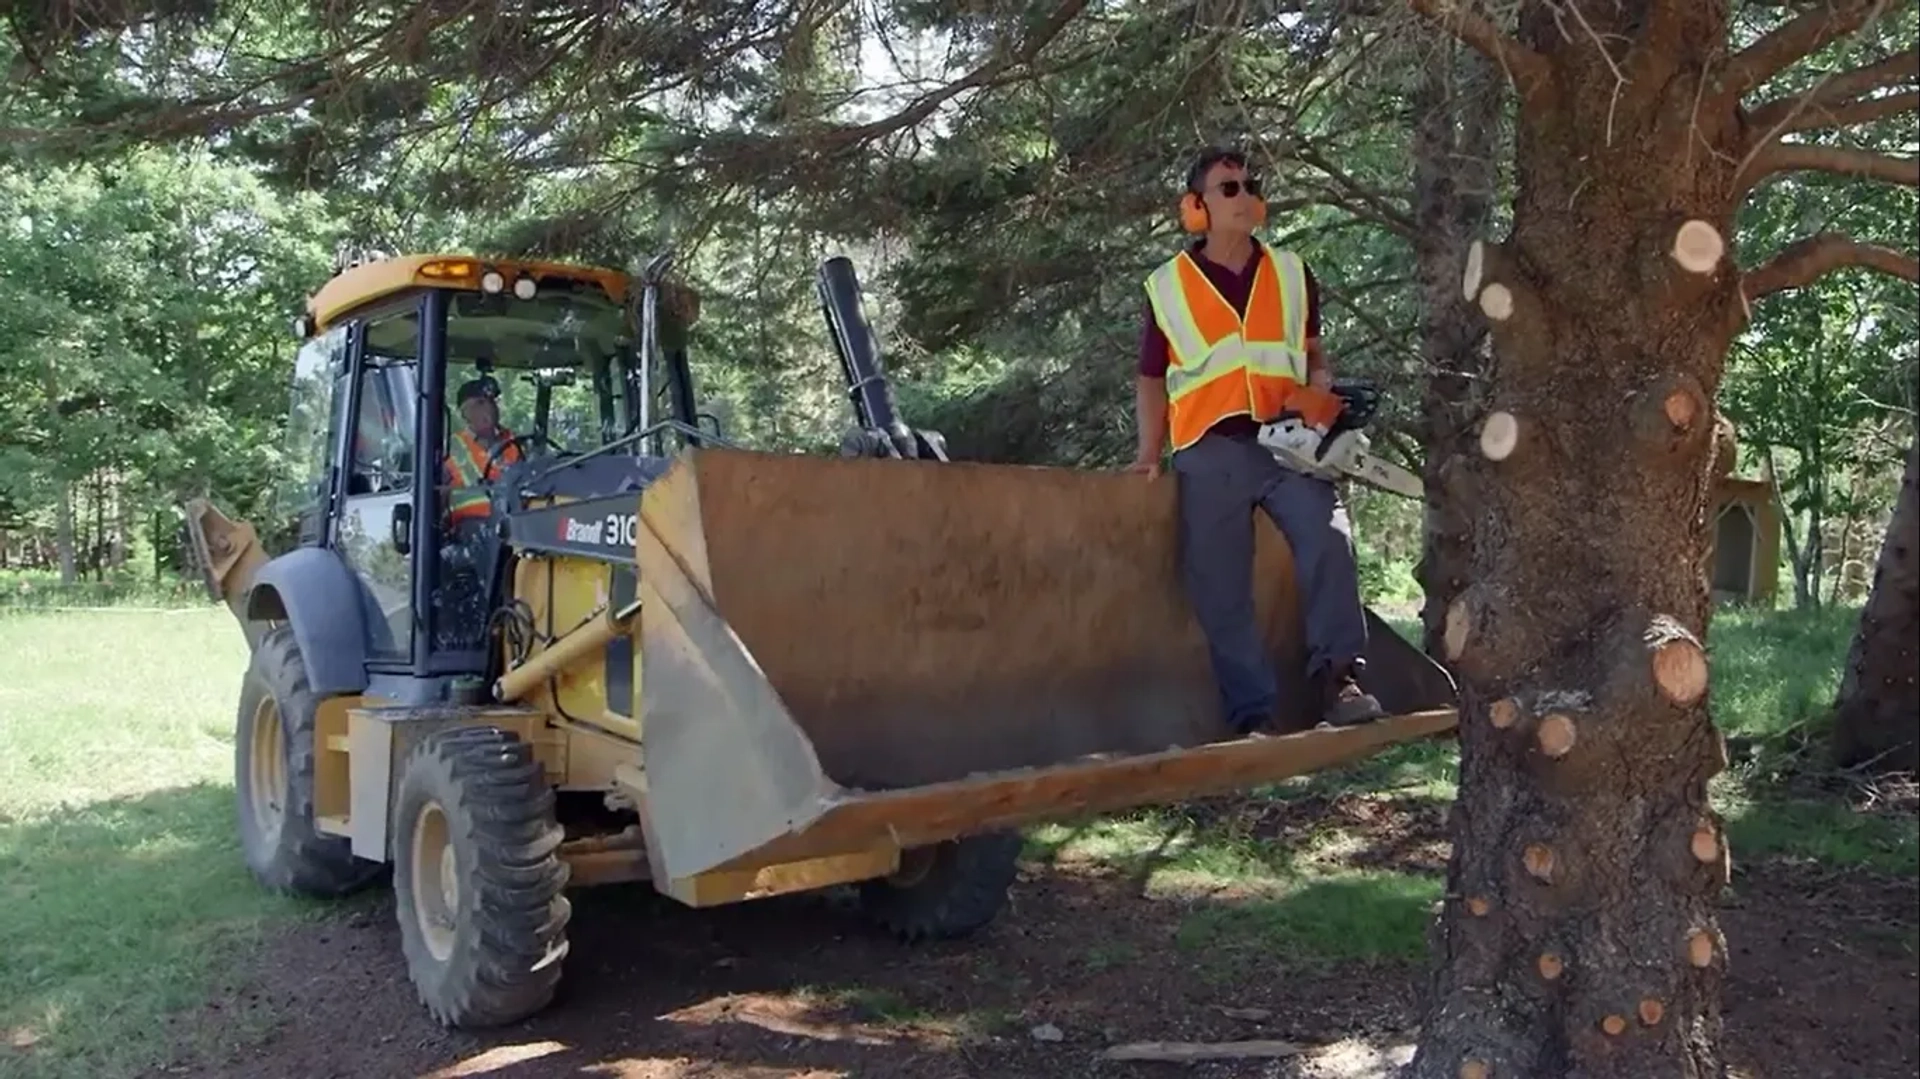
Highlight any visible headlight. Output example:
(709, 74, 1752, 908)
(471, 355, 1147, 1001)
(480, 270, 505, 294)
(513, 276, 538, 300)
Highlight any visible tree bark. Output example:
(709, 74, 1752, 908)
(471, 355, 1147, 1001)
(1406, 3, 1744, 1076)
(1413, 41, 1498, 655)
(55, 480, 76, 586)
(1830, 436, 1919, 775)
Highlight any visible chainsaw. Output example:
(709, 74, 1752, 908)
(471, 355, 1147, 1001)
(1257, 379, 1425, 500)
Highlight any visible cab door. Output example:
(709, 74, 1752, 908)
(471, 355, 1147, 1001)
(332, 299, 424, 663)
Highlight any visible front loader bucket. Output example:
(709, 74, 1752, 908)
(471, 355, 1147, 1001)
(633, 447, 1457, 884)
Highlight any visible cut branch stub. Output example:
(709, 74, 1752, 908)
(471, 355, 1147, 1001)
(1444, 595, 1474, 661)
(1670, 220, 1725, 275)
(1690, 824, 1719, 863)
(1712, 414, 1739, 479)
(1536, 713, 1577, 758)
(1523, 843, 1555, 881)
(1478, 282, 1514, 321)
(1647, 617, 1710, 705)
(1479, 411, 1520, 461)
(1443, 587, 1537, 680)
(1467, 895, 1492, 917)
(1632, 371, 1709, 451)
(1639, 998, 1665, 1026)
(1687, 930, 1716, 968)
(1463, 240, 1485, 302)
(1489, 697, 1521, 729)
(1538, 952, 1565, 980)
(1459, 1061, 1490, 1079)
(1601, 1014, 1628, 1036)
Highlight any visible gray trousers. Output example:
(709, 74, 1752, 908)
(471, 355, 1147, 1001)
(1171, 431, 1370, 730)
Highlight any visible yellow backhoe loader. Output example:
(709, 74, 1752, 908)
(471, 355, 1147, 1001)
(184, 249, 1459, 1029)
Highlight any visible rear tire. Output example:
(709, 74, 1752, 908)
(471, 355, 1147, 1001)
(392, 726, 571, 1029)
(856, 832, 1023, 941)
(233, 625, 384, 898)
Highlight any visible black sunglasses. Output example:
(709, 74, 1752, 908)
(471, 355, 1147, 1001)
(1209, 178, 1262, 198)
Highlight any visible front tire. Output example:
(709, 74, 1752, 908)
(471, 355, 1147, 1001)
(233, 625, 384, 897)
(393, 726, 571, 1028)
(856, 832, 1023, 942)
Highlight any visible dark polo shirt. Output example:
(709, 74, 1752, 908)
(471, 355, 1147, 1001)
(1138, 239, 1322, 440)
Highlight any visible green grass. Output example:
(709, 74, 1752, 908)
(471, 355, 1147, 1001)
(0, 608, 338, 1079)
(1017, 601, 1910, 967)
(1026, 804, 1443, 969)
(1174, 872, 1443, 972)
(0, 601, 1906, 1075)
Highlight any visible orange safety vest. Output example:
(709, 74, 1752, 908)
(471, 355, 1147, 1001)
(1143, 246, 1340, 451)
(444, 426, 520, 523)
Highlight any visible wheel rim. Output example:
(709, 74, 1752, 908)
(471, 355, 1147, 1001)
(247, 698, 288, 845)
(410, 801, 459, 963)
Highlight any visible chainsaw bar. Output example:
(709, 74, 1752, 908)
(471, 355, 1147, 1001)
(1257, 422, 1425, 501)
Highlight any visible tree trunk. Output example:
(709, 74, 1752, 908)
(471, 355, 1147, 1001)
(1413, 42, 1499, 655)
(55, 480, 77, 586)
(1407, 5, 1743, 1076)
(1830, 436, 1918, 775)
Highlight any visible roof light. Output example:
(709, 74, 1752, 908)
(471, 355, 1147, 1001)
(513, 276, 538, 300)
(480, 270, 505, 294)
(416, 259, 477, 282)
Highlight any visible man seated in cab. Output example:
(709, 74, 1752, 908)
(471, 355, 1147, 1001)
(442, 377, 521, 530)
(1128, 146, 1386, 734)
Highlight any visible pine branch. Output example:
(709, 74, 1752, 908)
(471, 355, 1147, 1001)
(803, 0, 1091, 151)
(1723, 0, 1893, 98)
(1739, 142, 1920, 193)
(1742, 233, 1920, 300)
(1746, 50, 1920, 135)
(1404, 0, 1552, 98)
(1751, 89, 1919, 136)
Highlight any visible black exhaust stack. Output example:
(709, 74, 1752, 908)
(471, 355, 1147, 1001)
(816, 256, 948, 461)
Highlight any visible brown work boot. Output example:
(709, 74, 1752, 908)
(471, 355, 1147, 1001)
(1317, 664, 1384, 728)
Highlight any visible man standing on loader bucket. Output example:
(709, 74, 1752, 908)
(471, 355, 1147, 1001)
(444, 377, 521, 527)
(1128, 146, 1385, 734)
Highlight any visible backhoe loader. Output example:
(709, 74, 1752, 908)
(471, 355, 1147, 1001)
(184, 248, 1458, 1029)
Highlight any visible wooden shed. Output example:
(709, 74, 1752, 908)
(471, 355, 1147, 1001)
(1706, 475, 1781, 606)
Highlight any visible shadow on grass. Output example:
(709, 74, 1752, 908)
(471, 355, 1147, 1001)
(1174, 873, 1442, 975)
(0, 782, 370, 1079)
(1721, 794, 1919, 877)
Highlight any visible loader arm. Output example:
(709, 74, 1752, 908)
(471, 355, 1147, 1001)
(817, 256, 949, 461)
(182, 496, 272, 650)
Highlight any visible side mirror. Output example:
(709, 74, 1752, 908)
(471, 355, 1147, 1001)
(696, 411, 726, 439)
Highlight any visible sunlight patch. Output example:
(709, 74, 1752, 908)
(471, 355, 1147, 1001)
(661, 993, 898, 1047)
(421, 1040, 569, 1078)
(582, 1059, 847, 1079)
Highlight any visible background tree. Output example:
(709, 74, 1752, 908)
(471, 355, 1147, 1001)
(1398, 1, 1916, 1075)
(1830, 434, 1918, 775)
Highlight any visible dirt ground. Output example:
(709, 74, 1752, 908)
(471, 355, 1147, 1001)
(166, 798, 1918, 1079)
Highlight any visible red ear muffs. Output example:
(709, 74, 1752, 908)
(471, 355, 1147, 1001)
(1180, 192, 1209, 233)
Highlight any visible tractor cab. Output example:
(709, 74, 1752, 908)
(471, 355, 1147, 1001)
(274, 252, 706, 691)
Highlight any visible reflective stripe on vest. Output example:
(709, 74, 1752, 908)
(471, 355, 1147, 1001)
(446, 426, 518, 523)
(1144, 248, 1312, 451)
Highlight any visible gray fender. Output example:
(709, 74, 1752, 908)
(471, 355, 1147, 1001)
(245, 547, 370, 697)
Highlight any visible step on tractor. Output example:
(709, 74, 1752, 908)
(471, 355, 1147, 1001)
(183, 249, 1459, 1029)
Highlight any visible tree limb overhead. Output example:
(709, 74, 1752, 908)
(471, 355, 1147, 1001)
(1748, 89, 1919, 138)
(1739, 143, 1920, 193)
(1742, 232, 1920, 299)
(1745, 50, 1920, 136)
(1404, 0, 1551, 97)
(1723, 0, 1893, 98)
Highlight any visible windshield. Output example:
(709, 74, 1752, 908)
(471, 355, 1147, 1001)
(437, 283, 633, 450)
